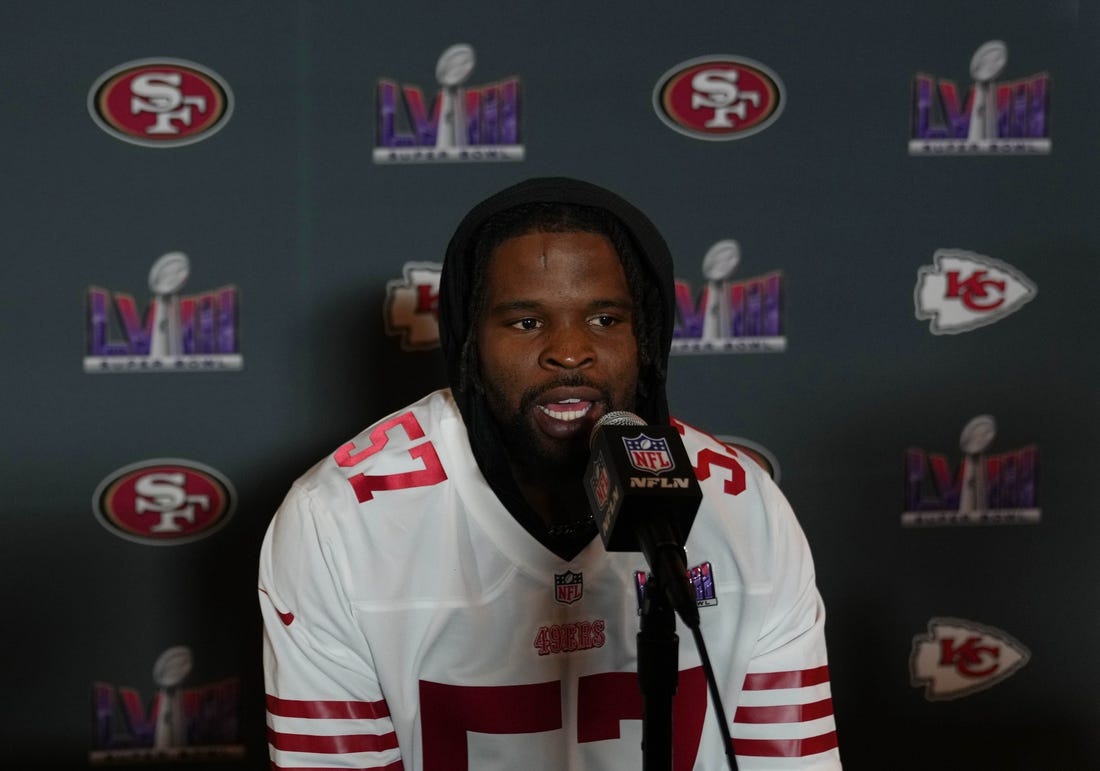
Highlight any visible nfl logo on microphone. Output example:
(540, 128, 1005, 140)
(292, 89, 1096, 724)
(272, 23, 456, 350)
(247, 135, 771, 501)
(624, 434, 675, 474)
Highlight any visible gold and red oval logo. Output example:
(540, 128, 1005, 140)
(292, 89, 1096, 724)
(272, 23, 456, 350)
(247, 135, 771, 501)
(653, 55, 785, 141)
(92, 459, 236, 545)
(88, 58, 233, 147)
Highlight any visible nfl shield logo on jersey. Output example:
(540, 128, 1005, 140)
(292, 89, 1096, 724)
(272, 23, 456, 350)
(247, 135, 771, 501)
(554, 571, 583, 604)
(623, 434, 675, 474)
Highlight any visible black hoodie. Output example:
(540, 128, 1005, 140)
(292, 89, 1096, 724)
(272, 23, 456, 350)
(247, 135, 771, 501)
(438, 176, 676, 559)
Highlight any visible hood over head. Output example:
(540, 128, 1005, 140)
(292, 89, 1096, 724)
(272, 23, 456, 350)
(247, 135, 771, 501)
(437, 176, 676, 556)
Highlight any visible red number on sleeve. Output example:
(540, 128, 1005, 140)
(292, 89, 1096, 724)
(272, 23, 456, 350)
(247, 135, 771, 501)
(332, 412, 447, 502)
(693, 448, 746, 496)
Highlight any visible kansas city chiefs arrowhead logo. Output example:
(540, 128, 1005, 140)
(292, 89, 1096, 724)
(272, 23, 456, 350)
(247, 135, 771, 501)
(914, 249, 1037, 334)
(384, 262, 441, 350)
(910, 617, 1030, 701)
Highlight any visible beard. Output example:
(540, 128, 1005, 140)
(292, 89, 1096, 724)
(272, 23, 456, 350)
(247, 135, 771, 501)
(481, 376, 619, 485)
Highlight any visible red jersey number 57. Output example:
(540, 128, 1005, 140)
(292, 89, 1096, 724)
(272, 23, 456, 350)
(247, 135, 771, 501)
(333, 412, 447, 503)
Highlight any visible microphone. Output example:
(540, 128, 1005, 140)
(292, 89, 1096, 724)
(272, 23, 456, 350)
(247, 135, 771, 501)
(583, 411, 703, 628)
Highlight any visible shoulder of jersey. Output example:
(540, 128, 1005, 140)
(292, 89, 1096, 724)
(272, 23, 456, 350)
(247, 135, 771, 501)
(674, 417, 774, 486)
(351, 389, 455, 457)
(297, 389, 457, 497)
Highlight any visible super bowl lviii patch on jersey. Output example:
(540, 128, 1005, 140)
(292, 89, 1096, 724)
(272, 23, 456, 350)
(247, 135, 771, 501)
(634, 562, 717, 612)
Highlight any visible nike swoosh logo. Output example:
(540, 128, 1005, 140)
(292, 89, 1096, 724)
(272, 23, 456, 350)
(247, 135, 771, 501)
(259, 587, 295, 626)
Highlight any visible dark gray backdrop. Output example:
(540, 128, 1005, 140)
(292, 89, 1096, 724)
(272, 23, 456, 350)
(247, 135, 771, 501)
(2, 1, 1097, 768)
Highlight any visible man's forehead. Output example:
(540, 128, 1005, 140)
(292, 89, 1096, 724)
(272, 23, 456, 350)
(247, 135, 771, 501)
(483, 230, 625, 282)
(488, 227, 619, 259)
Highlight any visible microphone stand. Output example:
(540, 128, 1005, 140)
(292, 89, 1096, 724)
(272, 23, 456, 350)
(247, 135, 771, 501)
(637, 571, 678, 771)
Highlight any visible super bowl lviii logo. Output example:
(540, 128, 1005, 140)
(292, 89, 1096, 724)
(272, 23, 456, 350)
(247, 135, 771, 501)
(653, 55, 784, 141)
(92, 459, 236, 545)
(91, 646, 244, 764)
(89, 59, 233, 147)
(914, 249, 1036, 334)
(910, 618, 1030, 701)
(903, 414, 1039, 527)
(85, 252, 241, 372)
(910, 40, 1050, 155)
(636, 563, 718, 611)
(375, 44, 523, 163)
(672, 240, 785, 354)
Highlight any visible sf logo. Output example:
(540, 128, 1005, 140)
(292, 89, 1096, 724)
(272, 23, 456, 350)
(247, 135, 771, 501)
(690, 69, 761, 128)
(134, 472, 211, 532)
(945, 270, 1006, 311)
(940, 635, 1000, 677)
(130, 72, 209, 135)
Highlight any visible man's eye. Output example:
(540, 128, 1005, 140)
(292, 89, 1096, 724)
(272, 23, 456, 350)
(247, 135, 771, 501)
(510, 318, 542, 331)
(590, 315, 619, 327)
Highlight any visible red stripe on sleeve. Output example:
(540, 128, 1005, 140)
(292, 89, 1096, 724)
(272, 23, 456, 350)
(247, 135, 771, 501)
(742, 665, 831, 690)
(732, 730, 839, 757)
(271, 761, 404, 771)
(266, 694, 390, 720)
(734, 697, 833, 724)
(267, 727, 399, 754)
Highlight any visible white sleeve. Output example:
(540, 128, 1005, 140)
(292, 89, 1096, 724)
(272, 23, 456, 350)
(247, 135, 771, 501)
(258, 482, 404, 770)
(734, 479, 842, 770)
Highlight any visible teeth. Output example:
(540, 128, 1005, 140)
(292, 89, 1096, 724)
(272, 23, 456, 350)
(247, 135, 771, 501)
(539, 402, 592, 422)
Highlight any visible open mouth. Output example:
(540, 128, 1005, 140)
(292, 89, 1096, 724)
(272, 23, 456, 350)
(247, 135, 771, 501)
(538, 397, 593, 423)
(531, 386, 606, 439)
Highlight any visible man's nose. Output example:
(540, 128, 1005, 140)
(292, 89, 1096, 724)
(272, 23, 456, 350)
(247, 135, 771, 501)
(540, 323, 595, 370)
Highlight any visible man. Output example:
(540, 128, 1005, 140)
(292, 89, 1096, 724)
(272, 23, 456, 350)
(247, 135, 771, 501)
(259, 177, 841, 770)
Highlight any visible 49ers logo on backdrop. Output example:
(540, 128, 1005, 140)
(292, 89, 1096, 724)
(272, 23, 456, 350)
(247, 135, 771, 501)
(910, 617, 1030, 700)
(88, 59, 234, 147)
(914, 249, 1037, 334)
(653, 55, 785, 141)
(92, 459, 236, 545)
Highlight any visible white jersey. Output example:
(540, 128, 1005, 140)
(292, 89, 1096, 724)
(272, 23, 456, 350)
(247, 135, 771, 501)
(259, 389, 841, 770)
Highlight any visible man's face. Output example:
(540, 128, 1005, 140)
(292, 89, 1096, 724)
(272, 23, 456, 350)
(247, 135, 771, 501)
(476, 229, 640, 478)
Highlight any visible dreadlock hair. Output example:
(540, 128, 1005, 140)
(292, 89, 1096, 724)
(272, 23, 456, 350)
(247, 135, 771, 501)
(458, 201, 665, 409)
